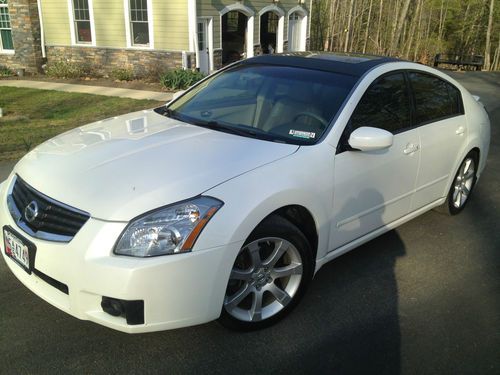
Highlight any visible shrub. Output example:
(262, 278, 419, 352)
(45, 61, 86, 79)
(0, 66, 14, 77)
(160, 69, 205, 90)
(144, 65, 168, 82)
(110, 68, 135, 81)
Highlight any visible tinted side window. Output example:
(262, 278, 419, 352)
(350, 73, 410, 133)
(447, 83, 463, 115)
(409, 72, 463, 124)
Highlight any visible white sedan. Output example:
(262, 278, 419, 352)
(0, 53, 490, 333)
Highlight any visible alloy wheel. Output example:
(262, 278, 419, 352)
(452, 157, 476, 209)
(224, 237, 303, 322)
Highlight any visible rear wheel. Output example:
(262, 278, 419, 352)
(437, 151, 478, 215)
(219, 215, 313, 330)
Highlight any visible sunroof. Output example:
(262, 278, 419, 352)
(245, 52, 399, 77)
(307, 52, 382, 63)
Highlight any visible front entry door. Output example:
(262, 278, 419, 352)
(197, 19, 209, 74)
(288, 13, 301, 51)
(329, 72, 420, 250)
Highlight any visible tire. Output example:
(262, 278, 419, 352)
(436, 151, 478, 216)
(218, 215, 314, 331)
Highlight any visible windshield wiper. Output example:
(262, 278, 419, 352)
(201, 120, 296, 143)
(155, 106, 182, 121)
(155, 110, 291, 143)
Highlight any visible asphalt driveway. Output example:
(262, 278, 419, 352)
(0, 72, 499, 374)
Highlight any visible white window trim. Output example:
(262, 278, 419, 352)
(219, 3, 254, 59)
(187, 0, 197, 52)
(124, 0, 154, 49)
(287, 6, 308, 52)
(67, 0, 96, 47)
(197, 16, 214, 72)
(258, 5, 285, 53)
(0, 1, 14, 53)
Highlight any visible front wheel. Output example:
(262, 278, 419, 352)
(219, 215, 313, 331)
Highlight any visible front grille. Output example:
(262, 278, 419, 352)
(8, 175, 90, 242)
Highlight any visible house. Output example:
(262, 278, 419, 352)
(1, 0, 312, 76)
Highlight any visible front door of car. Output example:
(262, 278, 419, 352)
(329, 72, 420, 251)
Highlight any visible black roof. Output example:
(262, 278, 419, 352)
(242, 52, 402, 77)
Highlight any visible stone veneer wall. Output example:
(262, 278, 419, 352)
(213, 49, 222, 70)
(1, 0, 43, 74)
(45, 46, 185, 77)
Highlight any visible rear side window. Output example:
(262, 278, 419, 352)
(349, 72, 410, 133)
(409, 72, 463, 124)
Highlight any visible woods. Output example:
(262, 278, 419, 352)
(311, 0, 500, 70)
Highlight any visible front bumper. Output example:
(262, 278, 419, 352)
(0, 177, 240, 333)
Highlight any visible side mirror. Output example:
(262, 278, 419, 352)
(348, 126, 393, 152)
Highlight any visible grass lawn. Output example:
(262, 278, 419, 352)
(0, 87, 163, 161)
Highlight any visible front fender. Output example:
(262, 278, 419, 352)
(195, 144, 335, 263)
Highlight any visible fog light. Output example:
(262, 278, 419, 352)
(101, 297, 124, 317)
(101, 297, 145, 325)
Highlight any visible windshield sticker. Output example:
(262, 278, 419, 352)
(289, 130, 316, 139)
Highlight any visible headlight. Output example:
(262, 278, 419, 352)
(114, 197, 223, 257)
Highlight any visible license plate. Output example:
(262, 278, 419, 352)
(3, 226, 36, 274)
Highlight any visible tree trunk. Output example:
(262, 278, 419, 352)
(389, 0, 400, 54)
(404, 0, 421, 59)
(459, 3, 471, 55)
(390, 0, 411, 55)
(437, 0, 449, 52)
(323, 0, 333, 50)
(375, 0, 384, 54)
(494, 33, 500, 71)
(484, 0, 495, 70)
(363, 0, 374, 53)
(464, 1, 486, 54)
(344, 0, 355, 52)
(413, 0, 423, 61)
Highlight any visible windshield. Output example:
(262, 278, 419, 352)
(165, 64, 356, 145)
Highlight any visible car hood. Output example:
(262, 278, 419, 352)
(14, 109, 298, 221)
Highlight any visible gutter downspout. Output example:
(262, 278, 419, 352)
(37, 0, 46, 58)
(188, 0, 199, 69)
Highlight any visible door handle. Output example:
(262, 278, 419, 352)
(403, 143, 420, 155)
(456, 126, 465, 135)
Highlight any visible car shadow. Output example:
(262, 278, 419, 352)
(273, 188, 406, 373)
(277, 229, 406, 374)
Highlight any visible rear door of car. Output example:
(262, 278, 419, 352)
(407, 71, 467, 210)
(329, 72, 420, 250)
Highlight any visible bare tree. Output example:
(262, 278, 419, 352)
(310, 0, 500, 70)
(484, 0, 495, 70)
(375, 0, 384, 53)
(404, 0, 422, 59)
(390, 0, 412, 55)
(363, 0, 374, 53)
(493, 32, 500, 70)
(344, 0, 355, 52)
